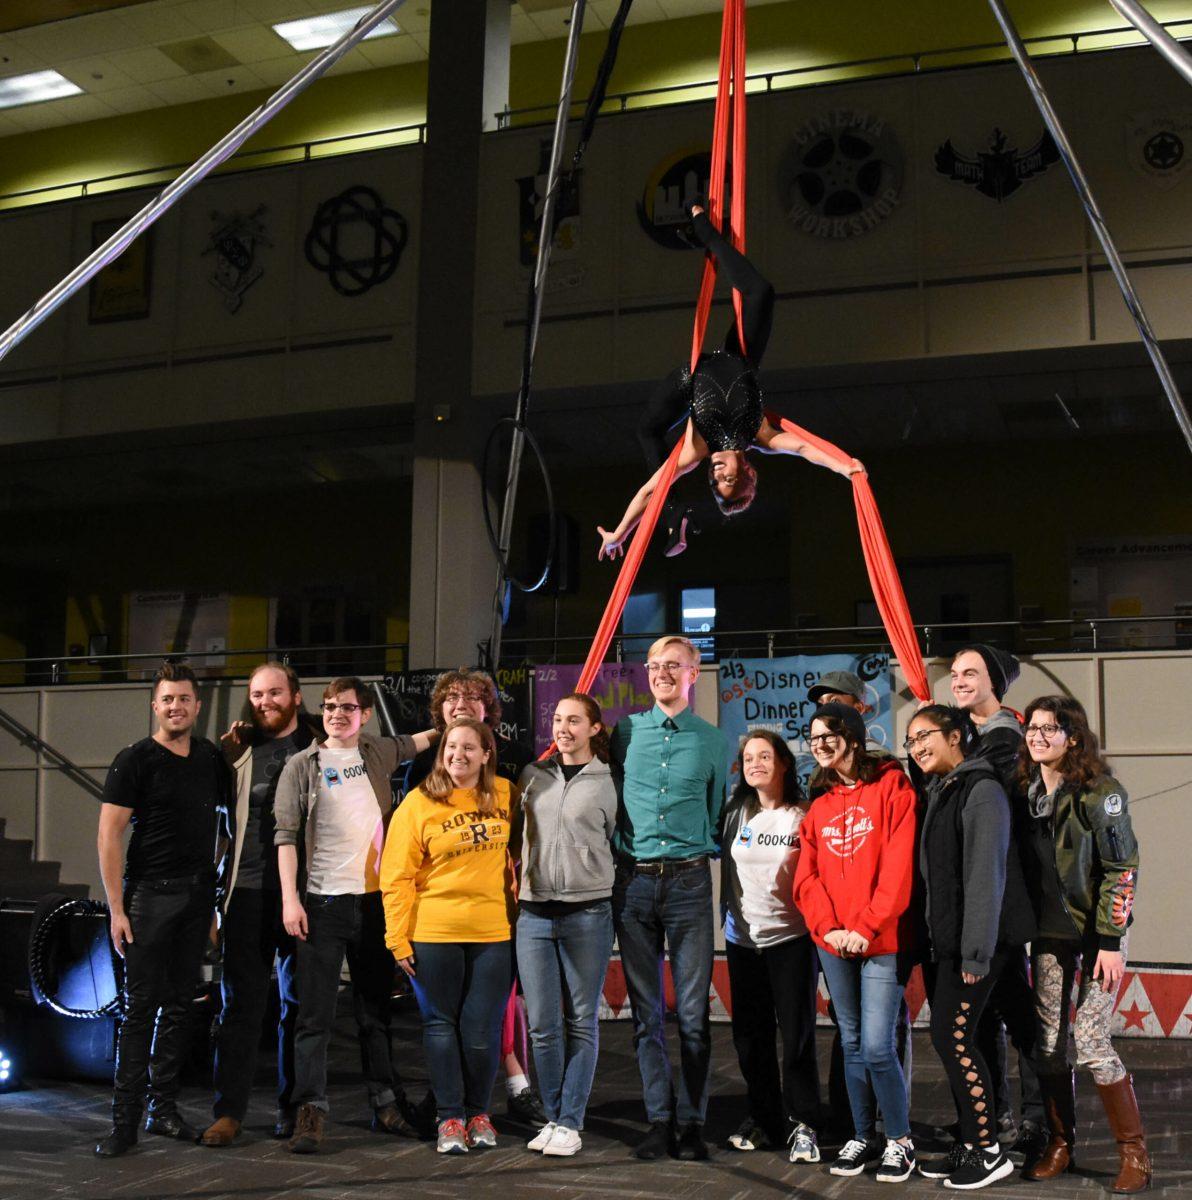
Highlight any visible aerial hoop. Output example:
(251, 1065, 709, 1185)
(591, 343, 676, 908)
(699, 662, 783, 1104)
(481, 416, 557, 595)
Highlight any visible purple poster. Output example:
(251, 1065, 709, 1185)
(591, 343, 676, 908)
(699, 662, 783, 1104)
(532, 663, 652, 754)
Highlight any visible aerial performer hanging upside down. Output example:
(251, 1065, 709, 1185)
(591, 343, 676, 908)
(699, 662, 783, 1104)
(597, 203, 865, 561)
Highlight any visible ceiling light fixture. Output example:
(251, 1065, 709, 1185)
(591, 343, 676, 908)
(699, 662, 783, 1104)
(0, 70, 83, 110)
(273, 6, 401, 52)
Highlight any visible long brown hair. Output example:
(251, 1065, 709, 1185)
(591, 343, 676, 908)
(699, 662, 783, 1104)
(729, 730, 804, 820)
(807, 712, 885, 792)
(556, 692, 610, 762)
(1017, 695, 1111, 791)
(422, 718, 499, 813)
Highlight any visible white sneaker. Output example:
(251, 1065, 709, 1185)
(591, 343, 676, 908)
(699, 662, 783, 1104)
(527, 1121, 557, 1152)
(542, 1125, 582, 1157)
(788, 1123, 821, 1163)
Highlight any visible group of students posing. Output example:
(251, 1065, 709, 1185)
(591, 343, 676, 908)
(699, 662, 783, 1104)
(93, 638, 1150, 1195)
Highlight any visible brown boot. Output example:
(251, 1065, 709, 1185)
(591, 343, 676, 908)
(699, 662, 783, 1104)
(288, 1103, 325, 1155)
(1097, 1075, 1151, 1193)
(1028, 1069, 1077, 1179)
(200, 1116, 241, 1147)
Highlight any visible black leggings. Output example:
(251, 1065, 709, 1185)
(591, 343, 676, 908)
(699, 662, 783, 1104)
(929, 949, 1018, 1149)
(637, 212, 775, 472)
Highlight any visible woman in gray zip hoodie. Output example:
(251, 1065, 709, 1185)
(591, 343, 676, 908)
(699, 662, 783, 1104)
(513, 693, 619, 1157)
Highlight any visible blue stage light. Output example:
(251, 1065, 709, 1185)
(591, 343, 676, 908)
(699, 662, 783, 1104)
(0, 1047, 19, 1092)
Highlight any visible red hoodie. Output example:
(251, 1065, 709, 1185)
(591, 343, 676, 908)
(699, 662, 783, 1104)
(792, 758, 919, 958)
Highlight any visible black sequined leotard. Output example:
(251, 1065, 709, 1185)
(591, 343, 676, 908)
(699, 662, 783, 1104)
(684, 350, 764, 452)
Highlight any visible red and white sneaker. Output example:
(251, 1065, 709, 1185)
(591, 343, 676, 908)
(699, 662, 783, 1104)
(465, 1114, 498, 1150)
(436, 1118, 468, 1155)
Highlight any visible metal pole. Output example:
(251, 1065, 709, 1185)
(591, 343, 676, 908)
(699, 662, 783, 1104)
(1107, 0, 1192, 87)
(489, 0, 587, 666)
(986, 0, 1192, 454)
(0, 0, 405, 363)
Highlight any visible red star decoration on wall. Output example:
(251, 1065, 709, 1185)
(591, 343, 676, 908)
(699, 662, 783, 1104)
(1119, 1001, 1149, 1032)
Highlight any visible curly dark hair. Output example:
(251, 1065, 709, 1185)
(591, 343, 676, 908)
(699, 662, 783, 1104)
(807, 711, 885, 792)
(1016, 695, 1111, 791)
(728, 730, 804, 819)
(428, 668, 501, 733)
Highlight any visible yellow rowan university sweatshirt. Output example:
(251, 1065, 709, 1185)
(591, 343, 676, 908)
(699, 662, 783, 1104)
(380, 778, 517, 960)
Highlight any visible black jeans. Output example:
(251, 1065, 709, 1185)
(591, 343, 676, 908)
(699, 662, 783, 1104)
(292, 891, 405, 1113)
(929, 948, 1035, 1149)
(212, 887, 297, 1121)
(725, 935, 820, 1135)
(113, 876, 214, 1126)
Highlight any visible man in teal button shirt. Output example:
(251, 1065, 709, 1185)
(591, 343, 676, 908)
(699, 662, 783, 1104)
(612, 635, 727, 1162)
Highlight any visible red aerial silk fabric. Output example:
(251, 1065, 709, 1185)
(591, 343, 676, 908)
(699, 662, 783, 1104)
(690, 0, 747, 371)
(539, 0, 927, 760)
(763, 410, 930, 702)
(552, 0, 749, 731)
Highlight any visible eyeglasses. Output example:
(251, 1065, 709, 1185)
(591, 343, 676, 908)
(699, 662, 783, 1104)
(445, 691, 484, 704)
(902, 729, 943, 751)
(321, 702, 361, 714)
(645, 661, 690, 676)
(807, 733, 840, 749)
(1024, 723, 1063, 739)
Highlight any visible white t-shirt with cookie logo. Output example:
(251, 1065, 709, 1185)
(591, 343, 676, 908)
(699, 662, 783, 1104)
(309, 747, 384, 895)
(730, 805, 808, 947)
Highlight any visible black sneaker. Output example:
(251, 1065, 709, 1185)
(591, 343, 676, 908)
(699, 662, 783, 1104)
(919, 1140, 966, 1180)
(944, 1145, 1015, 1190)
(675, 1122, 709, 1161)
(507, 1087, 547, 1127)
(727, 1118, 770, 1152)
(830, 1137, 883, 1177)
(634, 1121, 674, 1160)
(996, 1113, 1017, 1147)
(876, 1139, 916, 1183)
(1007, 1119, 1046, 1165)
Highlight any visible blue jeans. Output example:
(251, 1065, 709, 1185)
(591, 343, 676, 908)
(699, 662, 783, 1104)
(517, 900, 614, 1131)
(613, 860, 714, 1126)
(410, 941, 512, 1122)
(817, 948, 911, 1141)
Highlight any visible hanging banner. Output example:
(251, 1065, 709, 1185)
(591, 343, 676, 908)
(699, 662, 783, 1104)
(532, 662, 652, 755)
(718, 652, 893, 794)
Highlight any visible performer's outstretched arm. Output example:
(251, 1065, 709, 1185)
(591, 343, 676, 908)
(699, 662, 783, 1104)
(598, 421, 704, 560)
(755, 423, 865, 478)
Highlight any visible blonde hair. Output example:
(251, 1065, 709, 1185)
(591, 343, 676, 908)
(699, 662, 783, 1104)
(646, 635, 700, 667)
(421, 717, 499, 814)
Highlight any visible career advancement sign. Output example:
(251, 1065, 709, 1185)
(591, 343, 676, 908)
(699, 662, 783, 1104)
(718, 653, 893, 795)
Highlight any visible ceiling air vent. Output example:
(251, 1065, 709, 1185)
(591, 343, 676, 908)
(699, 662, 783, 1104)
(158, 37, 241, 74)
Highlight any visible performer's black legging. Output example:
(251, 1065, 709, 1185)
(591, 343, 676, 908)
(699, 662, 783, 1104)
(637, 211, 775, 472)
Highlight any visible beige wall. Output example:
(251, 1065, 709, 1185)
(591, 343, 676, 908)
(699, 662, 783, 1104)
(3, 649, 1187, 964)
(1, 46, 1190, 446)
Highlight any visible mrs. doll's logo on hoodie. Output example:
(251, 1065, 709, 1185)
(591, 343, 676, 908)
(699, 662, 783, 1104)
(821, 806, 875, 857)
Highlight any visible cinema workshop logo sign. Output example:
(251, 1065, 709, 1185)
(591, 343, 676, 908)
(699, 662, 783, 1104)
(779, 109, 903, 239)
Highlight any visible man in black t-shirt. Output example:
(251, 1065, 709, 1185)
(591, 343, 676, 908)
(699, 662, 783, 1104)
(95, 662, 233, 1159)
(201, 662, 323, 1147)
